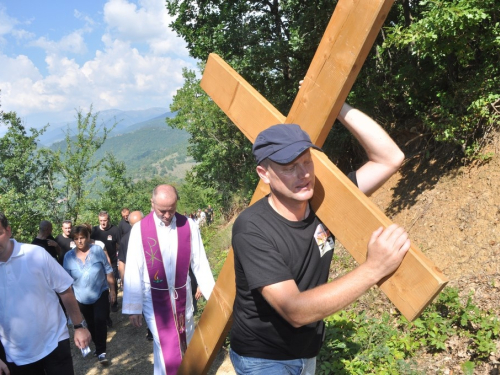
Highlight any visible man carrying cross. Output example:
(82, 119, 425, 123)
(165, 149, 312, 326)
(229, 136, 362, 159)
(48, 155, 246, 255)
(122, 184, 215, 375)
(230, 103, 411, 374)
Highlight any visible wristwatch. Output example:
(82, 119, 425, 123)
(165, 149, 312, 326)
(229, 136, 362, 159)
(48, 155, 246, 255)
(73, 320, 88, 330)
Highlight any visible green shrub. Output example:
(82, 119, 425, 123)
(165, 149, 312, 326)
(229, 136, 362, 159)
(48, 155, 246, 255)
(317, 287, 499, 374)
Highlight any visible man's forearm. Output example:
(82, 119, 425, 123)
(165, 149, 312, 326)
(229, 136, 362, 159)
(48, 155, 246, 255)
(118, 260, 125, 281)
(59, 287, 84, 325)
(107, 273, 116, 293)
(58, 287, 91, 349)
(338, 103, 404, 166)
(261, 264, 379, 328)
(338, 103, 404, 195)
(261, 225, 410, 328)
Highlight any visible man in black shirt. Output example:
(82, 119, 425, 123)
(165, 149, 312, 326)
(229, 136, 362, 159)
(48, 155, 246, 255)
(116, 210, 154, 339)
(32, 220, 61, 261)
(91, 211, 120, 312)
(230, 104, 412, 374)
(117, 211, 143, 281)
(55, 220, 74, 265)
(118, 207, 132, 238)
(206, 205, 214, 225)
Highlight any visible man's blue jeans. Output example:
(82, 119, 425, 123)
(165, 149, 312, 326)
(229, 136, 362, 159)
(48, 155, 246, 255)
(230, 349, 316, 375)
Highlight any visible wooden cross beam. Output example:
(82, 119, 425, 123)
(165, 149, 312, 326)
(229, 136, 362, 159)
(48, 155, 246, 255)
(179, 0, 448, 373)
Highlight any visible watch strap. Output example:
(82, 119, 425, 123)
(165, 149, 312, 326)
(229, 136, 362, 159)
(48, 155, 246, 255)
(73, 319, 88, 329)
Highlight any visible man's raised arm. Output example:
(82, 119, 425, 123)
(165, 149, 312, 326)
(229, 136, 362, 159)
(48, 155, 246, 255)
(338, 103, 405, 196)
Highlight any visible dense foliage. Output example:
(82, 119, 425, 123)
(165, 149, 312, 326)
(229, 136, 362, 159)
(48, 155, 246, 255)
(316, 287, 499, 374)
(0, 112, 59, 239)
(166, 0, 500, 214)
(167, 69, 258, 214)
(166, 0, 334, 113)
(362, 0, 500, 158)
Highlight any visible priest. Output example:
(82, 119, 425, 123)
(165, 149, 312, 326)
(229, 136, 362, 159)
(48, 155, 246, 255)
(123, 184, 215, 375)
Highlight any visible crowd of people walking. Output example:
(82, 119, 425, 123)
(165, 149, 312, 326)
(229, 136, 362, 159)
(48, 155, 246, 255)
(186, 204, 214, 227)
(0, 193, 215, 375)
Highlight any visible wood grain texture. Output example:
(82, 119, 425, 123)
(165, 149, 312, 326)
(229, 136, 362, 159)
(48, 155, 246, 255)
(311, 150, 447, 320)
(287, 0, 395, 146)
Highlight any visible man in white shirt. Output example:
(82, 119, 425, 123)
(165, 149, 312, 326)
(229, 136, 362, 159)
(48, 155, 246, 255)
(198, 209, 206, 227)
(122, 185, 215, 375)
(0, 212, 91, 375)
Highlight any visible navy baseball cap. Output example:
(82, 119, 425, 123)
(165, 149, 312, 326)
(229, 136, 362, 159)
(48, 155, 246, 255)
(252, 124, 323, 165)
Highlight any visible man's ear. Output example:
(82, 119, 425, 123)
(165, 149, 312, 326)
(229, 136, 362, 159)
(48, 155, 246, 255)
(256, 165, 270, 184)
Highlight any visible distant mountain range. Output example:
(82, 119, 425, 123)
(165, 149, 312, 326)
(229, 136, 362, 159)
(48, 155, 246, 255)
(44, 108, 194, 181)
(38, 107, 171, 146)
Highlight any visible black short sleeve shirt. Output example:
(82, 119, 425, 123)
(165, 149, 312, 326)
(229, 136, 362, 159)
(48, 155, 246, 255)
(230, 172, 357, 360)
(90, 224, 120, 264)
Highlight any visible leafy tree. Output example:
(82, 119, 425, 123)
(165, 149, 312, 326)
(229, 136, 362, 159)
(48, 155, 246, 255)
(177, 181, 217, 217)
(95, 153, 133, 224)
(167, 68, 258, 215)
(166, 0, 335, 113)
(0, 112, 59, 241)
(349, 0, 500, 158)
(55, 106, 116, 222)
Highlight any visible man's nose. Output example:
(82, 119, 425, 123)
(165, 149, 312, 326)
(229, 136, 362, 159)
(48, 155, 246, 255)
(296, 164, 310, 178)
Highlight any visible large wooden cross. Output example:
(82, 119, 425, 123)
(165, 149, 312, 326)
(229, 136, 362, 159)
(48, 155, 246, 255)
(179, 0, 448, 373)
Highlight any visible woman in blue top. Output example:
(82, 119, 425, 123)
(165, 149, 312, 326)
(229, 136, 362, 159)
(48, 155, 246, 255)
(63, 225, 116, 365)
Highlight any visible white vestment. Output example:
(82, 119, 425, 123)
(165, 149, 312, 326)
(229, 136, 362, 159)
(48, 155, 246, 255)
(123, 214, 215, 375)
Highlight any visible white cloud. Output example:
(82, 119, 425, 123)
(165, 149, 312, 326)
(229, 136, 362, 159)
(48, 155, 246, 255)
(29, 31, 88, 54)
(0, 5, 18, 36)
(74, 9, 95, 27)
(10, 28, 35, 41)
(0, 0, 196, 121)
(103, 0, 188, 56)
(0, 54, 41, 81)
(0, 6, 34, 47)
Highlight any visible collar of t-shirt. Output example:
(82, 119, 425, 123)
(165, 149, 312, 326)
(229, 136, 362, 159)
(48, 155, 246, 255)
(0, 239, 23, 264)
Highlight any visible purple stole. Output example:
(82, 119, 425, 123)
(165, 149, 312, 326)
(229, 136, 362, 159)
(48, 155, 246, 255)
(141, 212, 191, 374)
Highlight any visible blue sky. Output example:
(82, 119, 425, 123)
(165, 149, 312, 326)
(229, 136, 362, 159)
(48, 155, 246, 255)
(0, 0, 197, 131)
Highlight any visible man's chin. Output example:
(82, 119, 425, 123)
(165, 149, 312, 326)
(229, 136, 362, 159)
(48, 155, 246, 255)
(295, 188, 314, 201)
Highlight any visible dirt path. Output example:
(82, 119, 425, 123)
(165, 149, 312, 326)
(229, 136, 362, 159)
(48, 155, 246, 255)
(71, 293, 154, 375)
(70, 291, 235, 375)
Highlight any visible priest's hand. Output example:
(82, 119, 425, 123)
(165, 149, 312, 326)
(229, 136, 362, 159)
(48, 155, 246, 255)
(195, 286, 202, 300)
(130, 314, 143, 327)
